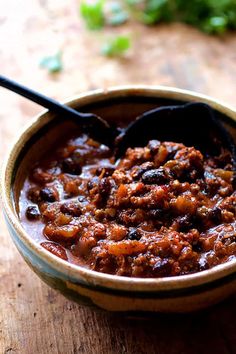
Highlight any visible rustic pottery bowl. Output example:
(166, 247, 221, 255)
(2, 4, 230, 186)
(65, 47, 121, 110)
(1, 86, 236, 313)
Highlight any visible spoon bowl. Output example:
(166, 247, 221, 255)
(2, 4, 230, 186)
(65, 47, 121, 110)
(115, 102, 236, 167)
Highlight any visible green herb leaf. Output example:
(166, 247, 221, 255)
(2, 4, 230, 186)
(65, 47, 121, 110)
(101, 35, 131, 57)
(80, 0, 105, 30)
(142, 0, 172, 25)
(39, 52, 63, 74)
(80, 0, 236, 35)
(202, 16, 228, 34)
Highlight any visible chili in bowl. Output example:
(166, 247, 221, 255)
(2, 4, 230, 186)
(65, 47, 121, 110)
(1, 86, 236, 312)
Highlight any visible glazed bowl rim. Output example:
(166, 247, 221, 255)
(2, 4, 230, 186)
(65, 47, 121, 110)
(2, 84, 236, 293)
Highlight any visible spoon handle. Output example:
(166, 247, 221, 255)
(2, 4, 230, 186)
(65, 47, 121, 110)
(0, 75, 91, 120)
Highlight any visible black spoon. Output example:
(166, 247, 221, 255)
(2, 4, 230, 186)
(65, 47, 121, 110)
(1, 75, 235, 167)
(115, 102, 236, 170)
(0, 75, 115, 144)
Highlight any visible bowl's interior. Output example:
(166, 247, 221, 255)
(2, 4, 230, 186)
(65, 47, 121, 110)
(3, 87, 236, 293)
(13, 93, 236, 211)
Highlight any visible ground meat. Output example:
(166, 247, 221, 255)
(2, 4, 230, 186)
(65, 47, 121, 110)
(19, 132, 236, 278)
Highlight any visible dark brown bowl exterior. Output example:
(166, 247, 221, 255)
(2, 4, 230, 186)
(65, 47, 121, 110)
(2, 86, 236, 312)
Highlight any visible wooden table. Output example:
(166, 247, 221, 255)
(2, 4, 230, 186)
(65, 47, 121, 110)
(1, 1, 236, 353)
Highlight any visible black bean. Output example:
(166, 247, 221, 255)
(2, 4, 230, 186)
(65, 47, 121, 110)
(95, 166, 115, 177)
(148, 209, 163, 219)
(132, 162, 154, 180)
(78, 195, 86, 203)
(62, 157, 82, 175)
(192, 242, 202, 253)
(98, 178, 111, 198)
(60, 202, 81, 217)
(142, 168, 169, 185)
(153, 258, 172, 277)
(209, 207, 222, 223)
(40, 187, 56, 202)
(87, 177, 100, 191)
(127, 228, 141, 241)
(177, 215, 193, 232)
(197, 206, 221, 224)
(26, 205, 41, 221)
(27, 187, 41, 203)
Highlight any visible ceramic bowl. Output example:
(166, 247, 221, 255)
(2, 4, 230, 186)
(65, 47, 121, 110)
(1, 86, 236, 313)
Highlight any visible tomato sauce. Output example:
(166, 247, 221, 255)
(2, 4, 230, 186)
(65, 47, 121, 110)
(19, 132, 236, 277)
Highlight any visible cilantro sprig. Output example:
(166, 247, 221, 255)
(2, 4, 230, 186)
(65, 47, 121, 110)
(101, 35, 131, 56)
(106, 2, 129, 26)
(39, 52, 63, 74)
(80, 0, 236, 34)
(80, 0, 105, 30)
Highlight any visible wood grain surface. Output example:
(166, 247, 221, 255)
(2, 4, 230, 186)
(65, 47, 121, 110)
(1, 1, 236, 353)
